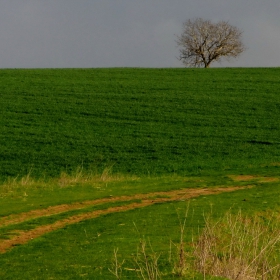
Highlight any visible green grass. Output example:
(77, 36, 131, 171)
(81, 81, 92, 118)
(1, 68, 280, 180)
(0, 199, 140, 240)
(0, 178, 279, 279)
(1, 68, 280, 279)
(0, 172, 273, 217)
(0, 173, 230, 216)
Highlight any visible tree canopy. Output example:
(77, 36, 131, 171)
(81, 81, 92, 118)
(177, 18, 245, 68)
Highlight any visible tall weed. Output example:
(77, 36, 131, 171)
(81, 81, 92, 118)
(193, 210, 280, 279)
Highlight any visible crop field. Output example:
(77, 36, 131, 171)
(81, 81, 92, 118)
(0, 68, 280, 279)
(1, 68, 280, 179)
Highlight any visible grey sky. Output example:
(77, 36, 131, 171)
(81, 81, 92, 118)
(0, 1, 279, 68)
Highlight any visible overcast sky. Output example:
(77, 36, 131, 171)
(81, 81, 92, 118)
(0, 1, 279, 68)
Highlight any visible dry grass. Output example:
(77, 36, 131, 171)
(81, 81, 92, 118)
(134, 239, 162, 280)
(0, 167, 137, 197)
(193, 210, 280, 280)
(169, 203, 192, 278)
(57, 166, 131, 187)
(228, 175, 279, 183)
(109, 240, 162, 280)
(108, 248, 125, 280)
(0, 171, 39, 197)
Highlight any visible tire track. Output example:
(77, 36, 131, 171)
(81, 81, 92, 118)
(0, 187, 245, 228)
(0, 186, 250, 254)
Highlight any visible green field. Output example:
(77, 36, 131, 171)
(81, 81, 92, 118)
(0, 68, 280, 279)
(1, 68, 280, 180)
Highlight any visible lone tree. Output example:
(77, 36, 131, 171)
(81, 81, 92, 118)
(176, 18, 245, 68)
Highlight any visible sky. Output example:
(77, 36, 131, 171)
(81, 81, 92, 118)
(0, 1, 279, 68)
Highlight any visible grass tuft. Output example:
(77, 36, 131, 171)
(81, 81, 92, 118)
(193, 210, 280, 279)
(109, 248, 125, 280)
(134, 239, 162, 280)
(57, 166, 129, 187)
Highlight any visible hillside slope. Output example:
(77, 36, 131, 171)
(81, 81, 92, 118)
(1, 68, 280, 179)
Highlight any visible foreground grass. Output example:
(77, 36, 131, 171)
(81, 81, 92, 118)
(1, 68, 280, 180)
(193, 210, 280, 279)
(0, 174, 279, 279)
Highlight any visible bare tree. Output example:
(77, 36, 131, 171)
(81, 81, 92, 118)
(176, 18, 245, 68)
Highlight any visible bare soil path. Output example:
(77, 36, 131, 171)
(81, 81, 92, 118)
(0, 185, 250, 254)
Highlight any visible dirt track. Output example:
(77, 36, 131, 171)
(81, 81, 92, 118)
(0, 185, 250, 254)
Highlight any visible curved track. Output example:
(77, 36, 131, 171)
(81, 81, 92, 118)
(0, 185, 250, 253)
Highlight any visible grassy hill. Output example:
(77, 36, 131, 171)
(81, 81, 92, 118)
(1, 68, 280, 279)
(1, 68, 280, 180)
